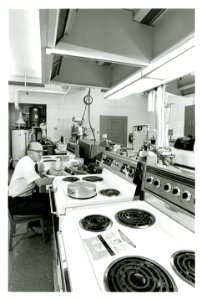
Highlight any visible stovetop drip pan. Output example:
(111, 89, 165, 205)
(79, 214, 113, 231)
(82, 176, 103, 182)
(104, 256, 177, 292)
(170, 250, 195, 286)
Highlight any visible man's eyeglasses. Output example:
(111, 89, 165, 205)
(29, 149, 44, 154)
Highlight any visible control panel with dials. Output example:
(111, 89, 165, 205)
(142, 165, 195, 214)
(100, 151, 138, 183)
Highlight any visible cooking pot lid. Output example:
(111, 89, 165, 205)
(68, 181, 97, 199)
(68, 181, 96, 189)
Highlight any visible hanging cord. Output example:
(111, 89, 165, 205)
(83, 89, 96, 158)
(81, 103, 87, 121)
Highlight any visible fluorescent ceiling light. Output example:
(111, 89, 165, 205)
(145, 47, 194, 81)
(104, 37, 194, 99)
(104, 72, 142, 98)
(106, 78, 162, 99)
(143, 38, 194, 76)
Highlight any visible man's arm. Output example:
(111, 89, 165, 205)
(35, 177, 54, 187)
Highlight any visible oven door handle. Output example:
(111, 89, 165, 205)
(48, 185, 57, 215)
(57, 231, 71, 292)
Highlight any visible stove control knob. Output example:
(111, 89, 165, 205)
(153, 179, 160, 188)
(172, 187, 180, 196)
(146, 177, 153, 184)
(182, 190, 192, 202)
(128, 168, 134, 177)
(106, 159, 111, 165)
(164, 183, 171, 192)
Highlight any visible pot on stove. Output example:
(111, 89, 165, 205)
(68, 182, 97, 199)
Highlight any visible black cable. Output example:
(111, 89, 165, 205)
(81, 103, 87, 122)
(83, 89, 93, 105)
(83, 88, 96, 158)
(88, 104, 96, 141)
(88, 103, 96, 158)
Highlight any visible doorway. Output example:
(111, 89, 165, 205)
(100, 116, 128, 146)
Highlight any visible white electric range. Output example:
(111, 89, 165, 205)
(51, 152, 139, 217)
(50, 152, 139, 291)
(55, 159, 195, 293)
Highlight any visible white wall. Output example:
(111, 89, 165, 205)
(8, 86, 153, 147)
(167, 94, 195, 139)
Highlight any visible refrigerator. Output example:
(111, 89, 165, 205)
(12, 129, 29, 168)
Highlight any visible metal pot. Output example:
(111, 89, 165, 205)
(68, 182, 97, 199)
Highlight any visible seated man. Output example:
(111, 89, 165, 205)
(8, 142, 55, 235)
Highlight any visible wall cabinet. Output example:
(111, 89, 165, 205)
(184, 105, 195, 137)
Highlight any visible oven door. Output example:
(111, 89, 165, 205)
(56, 231, 71, 291)
(48, 186, 71, 292)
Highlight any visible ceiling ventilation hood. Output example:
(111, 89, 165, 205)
(166, 73, 195, 96)
(42, 9, 155, 89)
(132, 9, 167, 25)
(40, 9, 194, 95)
(179, 84, 195, 96)
(104, 37, 195, 99)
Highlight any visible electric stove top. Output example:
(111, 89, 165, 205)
(52, 168, 136, 215)
(60, 200, 195, 292)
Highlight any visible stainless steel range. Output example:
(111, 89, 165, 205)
(54, 158, 195, 292)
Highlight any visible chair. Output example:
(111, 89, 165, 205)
(8, 210, 46, 251)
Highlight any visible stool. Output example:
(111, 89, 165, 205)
(8, 211, 46, 251)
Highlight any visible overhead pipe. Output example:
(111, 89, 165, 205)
(14, 74, 71, 127)
(14, 80, 71, 111)
(14, 72, 27, 111)
(14, 85, 71, 95)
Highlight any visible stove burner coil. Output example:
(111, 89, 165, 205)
(170, 250, 195, 286)
(104, 256, 177, 292)
(115, 209, 155, 228)
(62, 176, 80, 182)
(82, 176, 103, 182)
(100, 189, 120, 197)
(80, 214, 112, 231)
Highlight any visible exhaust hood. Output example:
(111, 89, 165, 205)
(166, 73, 195, 96)
(41, 9, 154, 89)
(104, 37, 195, 99)
(39, 9, 194, 95)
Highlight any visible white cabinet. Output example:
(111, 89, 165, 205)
(12, 129, 29, 167)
